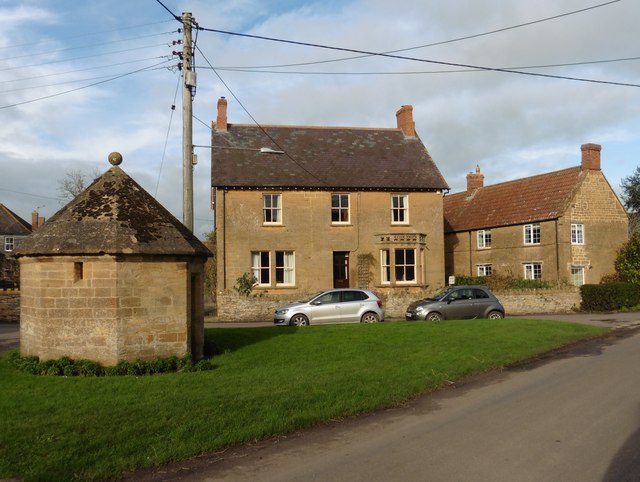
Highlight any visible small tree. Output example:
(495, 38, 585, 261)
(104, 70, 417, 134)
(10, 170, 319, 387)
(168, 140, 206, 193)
(614, 232, 640, 284)
(621, 166, 640, 214)
(234, 272, 257, 297)
(57, 167, 101, 202)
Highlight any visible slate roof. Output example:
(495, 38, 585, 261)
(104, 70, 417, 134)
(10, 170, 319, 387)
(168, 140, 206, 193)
(0, 204, 31, 236)
(444, 166, 584, 233)
(15, 166, 211, 257)
(212, 124, 449, 191)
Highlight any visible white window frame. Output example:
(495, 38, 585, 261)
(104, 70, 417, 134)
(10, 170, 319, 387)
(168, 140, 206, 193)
(4, 236, 14, 252)
(477, 264, 493, 276)
(263, 194, 282, 225)
(275, 251, 295, 286)
(571, 265, 585, 286)
(571, 223, 584, 245)
(380, 249, 391, 284)
(391, 194, 409, 225)
(524, 223, 541, 245)
(477, 230, 492, 249)
(331, 193, 350, 224)
(394, 248, 416, 284)
(524, 262, 542, 280)
(251, 251, 271, 286)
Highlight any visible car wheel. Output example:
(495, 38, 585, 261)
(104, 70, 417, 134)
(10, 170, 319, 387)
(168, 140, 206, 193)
(426, 312, 442, 321)
(290, 314, 309, 326)
(488, 310, 504, 319)
(360, 312, 380, 323)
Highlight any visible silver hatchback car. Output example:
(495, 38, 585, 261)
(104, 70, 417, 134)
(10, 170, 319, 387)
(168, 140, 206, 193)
(405, 285, 505, 321)
(274, 288, 385, 326)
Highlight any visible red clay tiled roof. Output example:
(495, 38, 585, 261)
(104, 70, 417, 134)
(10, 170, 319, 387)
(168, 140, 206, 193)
(444, 166, 584, 233)
(212, 124, 449, 191)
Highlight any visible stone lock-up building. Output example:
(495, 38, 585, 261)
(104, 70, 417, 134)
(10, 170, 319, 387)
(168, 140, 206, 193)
(14, 153, 212, 365)
(212, 98, 449, 319)
(443, 143, 628, 285)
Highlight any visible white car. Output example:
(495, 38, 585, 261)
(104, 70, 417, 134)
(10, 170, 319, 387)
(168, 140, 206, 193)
(274, 288, 385, 326)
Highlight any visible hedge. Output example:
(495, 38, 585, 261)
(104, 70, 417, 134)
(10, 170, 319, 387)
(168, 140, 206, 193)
(580, 283, 640, 311)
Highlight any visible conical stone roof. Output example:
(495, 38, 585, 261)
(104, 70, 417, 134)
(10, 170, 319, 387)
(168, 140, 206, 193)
(15, 156, 211, 258)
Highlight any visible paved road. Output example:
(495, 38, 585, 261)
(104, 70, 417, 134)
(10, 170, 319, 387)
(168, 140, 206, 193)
(132, 318, 640, 482)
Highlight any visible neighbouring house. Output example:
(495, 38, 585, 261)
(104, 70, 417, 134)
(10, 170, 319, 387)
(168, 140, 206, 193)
(443, 143, 628, 286)
(0, 204, 34, 288)
(0, 204, 32, 255)
(14, 152, 212, 365)
(212, 97, 449, 318)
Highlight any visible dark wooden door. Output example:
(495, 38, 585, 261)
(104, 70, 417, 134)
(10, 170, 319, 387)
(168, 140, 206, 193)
(333, 251, 349, 288)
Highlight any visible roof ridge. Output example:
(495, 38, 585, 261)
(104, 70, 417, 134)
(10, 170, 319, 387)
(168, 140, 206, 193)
(447, 165, 581, 198)
(226, 123, 401, 132)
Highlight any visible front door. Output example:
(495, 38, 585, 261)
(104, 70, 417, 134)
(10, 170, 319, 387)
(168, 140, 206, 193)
(333, 251, 349, 288)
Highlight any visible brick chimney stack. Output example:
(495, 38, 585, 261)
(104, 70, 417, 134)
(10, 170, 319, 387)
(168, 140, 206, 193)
(467, 165, 484, 192)
(581, 143, 601, 171)
(216, 97, 228, 132)
(396, 105, 416, 137)
(31, 211, 45, 231)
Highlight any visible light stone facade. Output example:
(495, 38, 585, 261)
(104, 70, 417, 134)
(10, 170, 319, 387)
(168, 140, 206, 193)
(19, 254, 205, 365)
(216, 189, 446, 302)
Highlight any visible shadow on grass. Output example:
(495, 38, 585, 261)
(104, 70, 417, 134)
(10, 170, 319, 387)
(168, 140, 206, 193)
(205, 326, 299, 354)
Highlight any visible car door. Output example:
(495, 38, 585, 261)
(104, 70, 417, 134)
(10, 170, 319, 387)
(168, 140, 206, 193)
(308, 291, 342, 323)
(443, 288, 477, 319)
(339, 290, 366, 322)
(472, 288, 492, 317)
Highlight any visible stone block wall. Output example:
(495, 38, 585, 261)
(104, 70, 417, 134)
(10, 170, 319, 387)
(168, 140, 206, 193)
(0, 292, 19, 322)
(19, 255, 197, 365)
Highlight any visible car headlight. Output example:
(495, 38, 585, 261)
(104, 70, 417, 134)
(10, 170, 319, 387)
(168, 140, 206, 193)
(276, 308, 289, 315)
(415, 306, 426, 313)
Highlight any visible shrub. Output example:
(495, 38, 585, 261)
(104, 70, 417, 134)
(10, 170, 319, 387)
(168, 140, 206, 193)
(9, 352, 215, 377)
(615, 232, 640, 284)
(580, 282, 640, 311)
(453, 273, 553, 290)
(234, 272, 258, 297)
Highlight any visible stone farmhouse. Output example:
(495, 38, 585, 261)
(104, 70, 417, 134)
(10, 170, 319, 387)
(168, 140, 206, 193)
(212, 98, 449, 318)
(443, 143, 628, 286)
(14, 153, 212, 365)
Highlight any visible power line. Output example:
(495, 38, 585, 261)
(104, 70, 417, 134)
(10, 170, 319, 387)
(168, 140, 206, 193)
(195, 45, 328, 186)
(236, 0, 620, 69)
(154, 0, 181, 22)
(197, 26, 640, 88)
(0, 20, 174, 51)
(198, 55, 640, 76)
(155, 74, 182, 197)
(0, 30, 176, 62)
(0, 56, 169, 85)
(0, 58, 174, 94)
(0, 59, 173, 110)
(0, 43, 170, 73)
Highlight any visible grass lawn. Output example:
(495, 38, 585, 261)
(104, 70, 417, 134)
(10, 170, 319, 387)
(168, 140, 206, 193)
(0, 319, 606, 481)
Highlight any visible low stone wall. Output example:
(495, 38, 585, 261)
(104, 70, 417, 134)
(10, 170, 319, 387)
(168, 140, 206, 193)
(216, 287, 582, 322)
(497, 287, 581, 315)
(0, 292, 19, 322)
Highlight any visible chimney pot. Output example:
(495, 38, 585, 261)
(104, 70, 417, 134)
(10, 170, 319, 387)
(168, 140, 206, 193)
(581, 143, 601, 171)
(216, 97, 228, 132)
(396, 105, 416, 137)
(466, 165, 484, 192)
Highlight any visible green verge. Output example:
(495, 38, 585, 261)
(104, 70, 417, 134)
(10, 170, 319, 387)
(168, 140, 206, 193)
(0, 319, 606, 481)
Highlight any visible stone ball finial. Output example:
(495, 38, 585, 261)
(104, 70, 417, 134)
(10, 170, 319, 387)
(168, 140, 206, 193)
(108, 152, 123, 166)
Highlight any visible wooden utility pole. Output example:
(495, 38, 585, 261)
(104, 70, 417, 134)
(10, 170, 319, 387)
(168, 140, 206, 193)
(182, 12, 194, 231)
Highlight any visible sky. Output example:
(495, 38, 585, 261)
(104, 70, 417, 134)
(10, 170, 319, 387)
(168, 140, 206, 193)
(1, 0, 639, 239)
